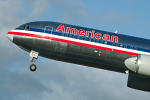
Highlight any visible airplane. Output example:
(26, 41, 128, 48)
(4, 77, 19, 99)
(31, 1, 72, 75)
(7, 21, 150, 92)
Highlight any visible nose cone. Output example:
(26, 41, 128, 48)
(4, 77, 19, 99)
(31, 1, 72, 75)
(7, 32, 14, 42)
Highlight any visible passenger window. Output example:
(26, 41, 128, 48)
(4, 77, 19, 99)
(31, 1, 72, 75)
(61, 34, 63, 36)
(89, 38, 91, 41)
(120, 44, 123, 47)
(73, 36, 76, 38)
(124, 45, 127, 48)
(134, 47, 137, 50)
(130, 46, 133, 49)
(93, 39, 95, 42)
(97, 40, 99, 43)
(69, 35, 72, 38)
(65, 34, 68, 37)
(104, 41, 107, 44)
(100, 41, 103, 43)
(116, 44, 119, 47)
(112, 43, 115, 46)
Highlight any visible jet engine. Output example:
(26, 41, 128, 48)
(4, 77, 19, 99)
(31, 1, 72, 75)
(127, 74, 150, 92)
(125, 54, 150, 76)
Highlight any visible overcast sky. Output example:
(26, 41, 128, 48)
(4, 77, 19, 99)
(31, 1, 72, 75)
(1, 0, 150, 100)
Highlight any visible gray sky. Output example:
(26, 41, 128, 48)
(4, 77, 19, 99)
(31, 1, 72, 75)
(1, 0, 150, 100)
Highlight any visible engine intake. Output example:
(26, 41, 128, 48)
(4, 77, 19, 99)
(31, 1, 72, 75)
(125, 54, 150, 76)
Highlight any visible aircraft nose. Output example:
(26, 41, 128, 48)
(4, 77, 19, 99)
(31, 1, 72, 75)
(7, 32, 14, 42)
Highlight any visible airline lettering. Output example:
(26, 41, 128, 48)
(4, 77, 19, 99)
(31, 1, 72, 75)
(56, 25, 118, 43)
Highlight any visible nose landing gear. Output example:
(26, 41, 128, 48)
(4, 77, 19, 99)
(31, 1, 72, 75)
(30, 64, 36, 71)
(29, 50, 39, 72)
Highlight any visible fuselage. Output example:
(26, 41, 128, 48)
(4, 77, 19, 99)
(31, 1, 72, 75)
(7, 21, 150, 74)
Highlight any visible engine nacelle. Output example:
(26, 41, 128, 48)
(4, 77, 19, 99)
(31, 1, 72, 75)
(127, 74, 150, 92)
(125, 54, 150, 76)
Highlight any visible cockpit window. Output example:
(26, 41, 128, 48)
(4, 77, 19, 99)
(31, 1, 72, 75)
(25, 25, 30, 30)
(18, 25, 30, 30)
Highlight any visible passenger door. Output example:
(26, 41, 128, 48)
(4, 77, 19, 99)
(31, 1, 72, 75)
(44, 26, 53, 40)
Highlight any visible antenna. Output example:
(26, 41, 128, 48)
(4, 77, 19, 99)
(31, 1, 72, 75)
(114, 30, 118, 34)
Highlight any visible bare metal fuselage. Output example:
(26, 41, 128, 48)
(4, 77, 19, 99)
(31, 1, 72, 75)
(13, 34, 130, 73)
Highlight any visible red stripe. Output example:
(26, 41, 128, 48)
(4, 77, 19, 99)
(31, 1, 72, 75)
(8, 31, 139, 56)
(51, 37, 138, 56)
(8, 31, 43, 39)
(44, 36, 50, 39)
(26, 33, 43, 39)
(8, 31, 26, 36)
